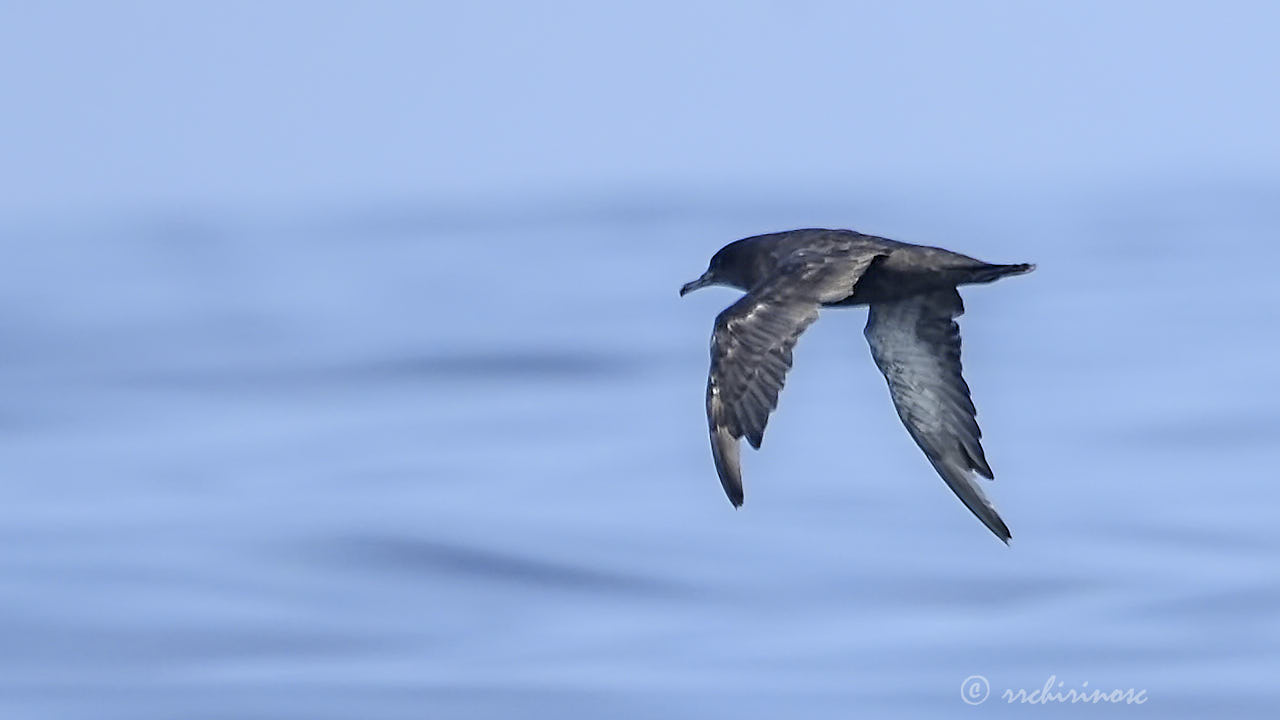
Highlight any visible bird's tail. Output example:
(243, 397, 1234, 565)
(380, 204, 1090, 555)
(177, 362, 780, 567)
(961, 262, 1036, 286)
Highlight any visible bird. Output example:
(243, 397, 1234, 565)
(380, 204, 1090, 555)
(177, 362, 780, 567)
(679, 228, 1034, 543)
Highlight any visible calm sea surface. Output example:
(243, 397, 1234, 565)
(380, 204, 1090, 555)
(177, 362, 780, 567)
(2, 186, 1277, 718)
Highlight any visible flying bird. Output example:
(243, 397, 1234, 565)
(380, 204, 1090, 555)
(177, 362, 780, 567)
(679, 228, 1033, 542)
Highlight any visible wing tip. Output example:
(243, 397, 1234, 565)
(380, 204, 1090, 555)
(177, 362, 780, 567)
(971, 495, 1012, 544)
(930, 458, 1013, 544)
(973, 496, 1012, 543)
(979, 501, 1012, 544)
(711, 426, 745, 509)
(991, 517, 1013, 545)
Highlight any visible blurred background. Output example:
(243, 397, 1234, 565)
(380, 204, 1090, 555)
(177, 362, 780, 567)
(2, 2, 1278, 718)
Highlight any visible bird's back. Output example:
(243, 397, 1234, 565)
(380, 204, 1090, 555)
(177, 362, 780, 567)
(723, 228, 1029, 305)
(727, 229, 895, 290)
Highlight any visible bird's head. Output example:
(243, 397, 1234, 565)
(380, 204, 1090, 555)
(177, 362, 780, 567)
(680, 240, 755, 296)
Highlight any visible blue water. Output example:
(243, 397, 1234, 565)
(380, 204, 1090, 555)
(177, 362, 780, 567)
(2, 184, 1278, 718)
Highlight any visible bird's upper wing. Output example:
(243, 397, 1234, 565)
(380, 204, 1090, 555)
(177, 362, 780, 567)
(707, 249, 883, 506)
(863, 287, 1011, 542)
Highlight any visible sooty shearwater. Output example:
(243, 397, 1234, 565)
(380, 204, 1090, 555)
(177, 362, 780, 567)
(680, 228, 1034, 542)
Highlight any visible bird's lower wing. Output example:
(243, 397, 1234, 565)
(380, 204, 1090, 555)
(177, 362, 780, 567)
(863, 288, 1011, 542)
(708, 251, 882, 506)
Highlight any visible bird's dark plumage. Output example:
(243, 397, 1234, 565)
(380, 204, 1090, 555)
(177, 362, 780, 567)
(864, 287, 1009, 541)
(707, 247, 885, 506)
(681, 228, 1033, 542)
